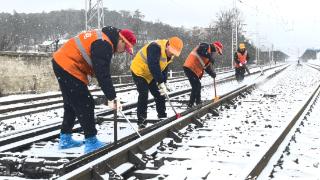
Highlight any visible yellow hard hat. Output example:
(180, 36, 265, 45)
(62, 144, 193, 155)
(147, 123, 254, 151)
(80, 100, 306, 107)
(239, 43, 245, 49)
(168, 36, 183, 57)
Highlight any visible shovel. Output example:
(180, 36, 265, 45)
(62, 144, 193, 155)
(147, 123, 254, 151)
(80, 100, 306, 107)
(164, 93, 182, 118)
(213, 78, 220, 102)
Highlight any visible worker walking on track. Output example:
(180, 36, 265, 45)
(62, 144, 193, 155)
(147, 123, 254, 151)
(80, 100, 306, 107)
(234, 43, 250, 82)
(130, 37, 183, 129)
(52, 26, 137, 153)
(183, 41, 223, 108)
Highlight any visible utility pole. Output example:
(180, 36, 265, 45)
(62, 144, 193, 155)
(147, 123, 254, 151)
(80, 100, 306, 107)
(231, 0, 238, 69)
(232, 0, 244, 68)
(297, 48, 300, 64)
(252, 4, 261, 66)
(85, 0, 104, 30)
(268, 48, 271, 66)
(271, 44, 274, 61)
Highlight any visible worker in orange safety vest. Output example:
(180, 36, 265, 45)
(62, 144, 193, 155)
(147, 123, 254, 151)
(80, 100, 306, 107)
(234, 43, 250, 82)
(183, 41, 223, 108)
(52, 26, 136, 153)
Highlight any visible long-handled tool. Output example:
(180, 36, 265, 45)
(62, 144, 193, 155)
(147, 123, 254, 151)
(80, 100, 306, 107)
(119, 110, 142, 137)
(164, 93, 182, 118)
(213, 78, 220, 102)
(243, 64, 251, 74)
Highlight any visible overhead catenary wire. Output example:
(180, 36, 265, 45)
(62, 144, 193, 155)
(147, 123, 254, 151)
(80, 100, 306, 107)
(237, 0, 293, 32)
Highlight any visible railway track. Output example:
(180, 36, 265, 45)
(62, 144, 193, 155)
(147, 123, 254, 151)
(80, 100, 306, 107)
(0, 68, 255, 152)
(0, 64, 289, 179)
(59, 65, 292, 180)
(0, 65, 277, 142)
(55, 64, 320, 180)
(0, 66, 273, 137)
(257, 63, 320, 179)
(0, 68, 238, 121)
(0, 66, 261, 119)
(0, 76, 188, 121)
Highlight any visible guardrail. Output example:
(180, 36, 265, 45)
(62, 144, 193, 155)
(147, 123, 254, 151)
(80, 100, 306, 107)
(111, 70, 186, 84)
(110, 67, 233, 84)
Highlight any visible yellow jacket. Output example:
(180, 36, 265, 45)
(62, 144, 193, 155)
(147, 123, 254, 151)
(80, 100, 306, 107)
(130, 39, 172, 84)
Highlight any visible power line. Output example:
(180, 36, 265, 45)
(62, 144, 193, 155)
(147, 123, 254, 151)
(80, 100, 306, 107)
(238, 0, 293, 32)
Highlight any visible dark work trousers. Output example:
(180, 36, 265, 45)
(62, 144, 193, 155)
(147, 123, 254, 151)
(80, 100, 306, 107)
(52, 59, 97, 138)
(131, 72, 166, 122)
(235, 67, 246, 82)
(183, 67, 201, 106)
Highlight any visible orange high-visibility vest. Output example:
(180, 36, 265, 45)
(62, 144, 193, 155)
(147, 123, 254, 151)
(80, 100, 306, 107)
(53, 30, 114, 84)
(234, 51, 247, 68)
(183, 46, 211, 78)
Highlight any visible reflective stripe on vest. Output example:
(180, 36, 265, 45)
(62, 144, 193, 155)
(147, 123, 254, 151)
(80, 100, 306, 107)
(191, 51, 207, 68)
(237, 51, 247, 63)
(74, 30, 104, 67)
(191, 44, 211, 69)
(130, 39, 169, 84)
(139, 47, 167, 63)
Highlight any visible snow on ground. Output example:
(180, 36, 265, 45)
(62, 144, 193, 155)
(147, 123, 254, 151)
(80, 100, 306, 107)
(1, 65, 290, 159)
(123, 64, 320, 179)
(0, 91, 59, 102)
(0, 107, 63, 136)
(307, 59, 320, 65)
(258, 65, 320, 180)
(4, 63, 319, 179)
(0, 66, 263, 155)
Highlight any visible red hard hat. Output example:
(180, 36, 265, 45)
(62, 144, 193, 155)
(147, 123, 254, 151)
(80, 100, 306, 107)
(119, 29, 137, 55)
(213, 41, 223, 55)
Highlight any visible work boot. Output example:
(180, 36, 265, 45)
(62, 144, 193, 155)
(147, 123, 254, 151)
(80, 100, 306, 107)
(157, 113, 167, 119)
(137, 117, 147, 129)
(58, 133, 83, 149)
(195, 100, 202, 106)
(84, 136, 105, 154)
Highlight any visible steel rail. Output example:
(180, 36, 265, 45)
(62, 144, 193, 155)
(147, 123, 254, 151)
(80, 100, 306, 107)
(245, 72, 320, 179)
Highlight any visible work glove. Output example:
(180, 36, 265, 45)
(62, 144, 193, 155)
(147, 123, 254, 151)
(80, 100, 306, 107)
(239, 61, 247, 67)
(158, 82, 168, 96)
(107, 97, 122, 112)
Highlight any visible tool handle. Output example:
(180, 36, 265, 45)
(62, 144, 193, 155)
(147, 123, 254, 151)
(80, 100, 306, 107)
(214, 78, 217, 97)
(165, 93, 178, 115)
(119, 111, 142, 137)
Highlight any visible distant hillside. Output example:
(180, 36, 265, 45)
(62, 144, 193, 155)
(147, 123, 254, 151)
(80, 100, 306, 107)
(0, 8, 288, 73)
(0, 10, 84, 51)
(300, 49, 320, 61)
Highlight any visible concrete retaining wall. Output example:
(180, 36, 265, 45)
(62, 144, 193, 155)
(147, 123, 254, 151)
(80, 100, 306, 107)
(0, 51, 185, 96)
(0, 51, 58, 96)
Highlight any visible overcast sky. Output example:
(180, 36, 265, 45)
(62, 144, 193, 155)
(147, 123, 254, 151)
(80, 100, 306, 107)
(1, 0, 320, 57)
